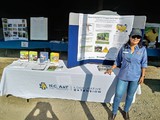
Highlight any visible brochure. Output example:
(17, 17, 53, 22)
(32, 64, 47, 70)
(29, 51, 38, 62)
(97, 64, 112, 72)
(50, 52, 59, 63)
(47, 65, 63, 71)
(20, 50, 29, 61)
(40, 51, 48, 63)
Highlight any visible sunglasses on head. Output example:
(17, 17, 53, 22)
(131, 35, 142, 39)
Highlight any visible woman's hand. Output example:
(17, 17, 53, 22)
(139, 76, 145, 84)
(104, 69, 113, 75)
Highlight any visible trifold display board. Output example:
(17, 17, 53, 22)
(67, 12, 146, 68)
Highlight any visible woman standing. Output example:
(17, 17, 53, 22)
(105, 28, 148, 120)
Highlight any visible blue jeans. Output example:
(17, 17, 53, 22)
(112, 79, 139, 114)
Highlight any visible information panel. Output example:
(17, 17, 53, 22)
(67, 12, 146, 68)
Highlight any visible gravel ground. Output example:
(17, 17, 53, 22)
(0, 57, 160, 120)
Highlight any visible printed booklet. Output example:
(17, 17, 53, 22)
(47, 65, 63, 71)
(29, 51, 38, 62)
(20, 50, 29, 61)
(40, 51, 48, 63)
(50, 52, 59, 63)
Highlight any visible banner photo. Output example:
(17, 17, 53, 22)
(2, 18, 28, 41)
(67, 12, 146, 68)
(143, 23, 160, 48)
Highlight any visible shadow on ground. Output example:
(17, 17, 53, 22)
(25, 102, 59, 120)
(144, 79, 160, 93)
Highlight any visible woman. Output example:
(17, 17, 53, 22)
(105, 28, 148, 120)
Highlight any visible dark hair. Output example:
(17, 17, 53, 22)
(124, 38, 143, 48)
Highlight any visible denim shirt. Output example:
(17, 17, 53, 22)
(114, 44, 148, 81)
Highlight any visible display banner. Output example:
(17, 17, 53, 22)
(1, 18, 28, 41)
(67, 12, 146, 68)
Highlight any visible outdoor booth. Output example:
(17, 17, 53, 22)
(0, 11, 152, 103)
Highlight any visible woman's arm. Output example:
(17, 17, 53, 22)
(139, 68, 146, 84)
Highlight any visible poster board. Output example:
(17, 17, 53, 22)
(67, 12, 146, 68)
(1, 18, 28, 41)
(30, 17, 48, 40)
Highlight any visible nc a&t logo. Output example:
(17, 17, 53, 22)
(40, 82, 47, 90)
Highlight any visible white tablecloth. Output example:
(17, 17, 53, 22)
(0, 60, 141, 103)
